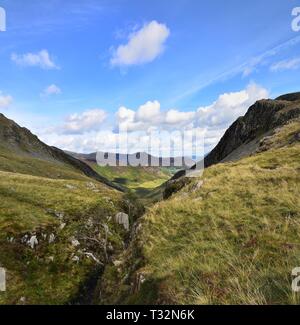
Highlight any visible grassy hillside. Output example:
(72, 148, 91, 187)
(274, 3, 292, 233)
(99, 120, 300, 305)
(0, 145, 89, 181)
(0, 171, 127, 304)
(0, 142, 128, 304)
(91, 164, 172, 196)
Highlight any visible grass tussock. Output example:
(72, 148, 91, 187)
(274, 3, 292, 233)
(130, 137, 300, 304)
(0, 149, 126, 305)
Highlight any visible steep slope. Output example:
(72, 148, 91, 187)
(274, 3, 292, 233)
(204, 96, 300, 167)
(171, 93, 300, 184)
(0, 115, 129, 304)
(0, 114, 122, 191)
(98, 95, 300, 305)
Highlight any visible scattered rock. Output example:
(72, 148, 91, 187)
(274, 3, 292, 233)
(28, 236, 38, 249)
(19, 297, 26, 305)
(84, 252, 103, 265)
(193, 196, 203, 202)
(108, 243, 114, 253)
(21, 234, 28, 244)
(191, 180, 204, 192)
(71, 238, 80, 247)
(48, 233, 55, 244)
(132, 272, 147, 293)
(133, 223, 143, 237)
(55, 212, 64, 219)
(114, 212, 130, 231)
(113, 260, 123, 267)
(65, 184, 76, 190)
(86, 218, 93, 228)
(103, 223, 112, 236)
(86, 182, 97, 190)
(59, 223, 66, 230)
(72, 255, 80, 263)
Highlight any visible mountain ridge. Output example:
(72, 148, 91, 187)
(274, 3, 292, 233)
(172, 92, 300, 181)
(67, 150, 196, 168)
(0, 113, 123, 191)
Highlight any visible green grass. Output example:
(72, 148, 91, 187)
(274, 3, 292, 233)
(92, 165, 171, 195)
(0, 148, 127, 305)
(0, 145, 87, 181)
(101, 121, 300, 305)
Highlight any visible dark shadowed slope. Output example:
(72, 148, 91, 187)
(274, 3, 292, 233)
(172, 93, 300, 181)
(204, 96, 300, 167)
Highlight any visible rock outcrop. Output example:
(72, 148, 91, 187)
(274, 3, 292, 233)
(203, 97, 300, 167)
(172, 93, 300, 182)
(114, 212, 130, 231)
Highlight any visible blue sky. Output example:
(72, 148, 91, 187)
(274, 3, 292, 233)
(0, 0, 300, 154)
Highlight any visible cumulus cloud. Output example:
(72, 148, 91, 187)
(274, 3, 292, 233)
(136, 100, 161, 122)
(115, 100, 196, 132)
(42, 84, 269, 156)
(196, 83, 269, 128)
(165, 110, 195, 125)
(115, 106, 140, 132)
(116, 101, 160, 132)
(270, 57, 300, 72)
(59, 109, 107, 135)
(11, 50, 59, 69)
(114, 84, 268, 135)
(111, 21, 170, 67)
(0, 92, 13, 109)
(41, 84, 62, 97)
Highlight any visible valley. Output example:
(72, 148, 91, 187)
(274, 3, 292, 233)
(68, 151, 178, 197)
(0, 93, 300, 305)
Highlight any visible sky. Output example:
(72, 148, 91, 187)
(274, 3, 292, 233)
(0, 0, 300, 156)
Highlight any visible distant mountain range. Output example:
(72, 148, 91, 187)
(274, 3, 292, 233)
(66, 151, 196, 169)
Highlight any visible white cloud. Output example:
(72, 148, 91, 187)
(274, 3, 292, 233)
(41, 84, 62, 97)
(59, 109, 107, 134)
(115, 106, 140, 132)
(136, 100, 161, 122)
(165, 110, 195, 125)
(42, 84, 269, 155)
(114, 84, 268, 135)
(11, 50, 59, 69)
(241, 36, 300, 77)
(0, 92, 13, 109)
(197, 83, 269, 128)
(116, 101, 162, 132)
(111, 20, 170, 67)
(115, 101, 196, 132)
(270, 57, 300, 72)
